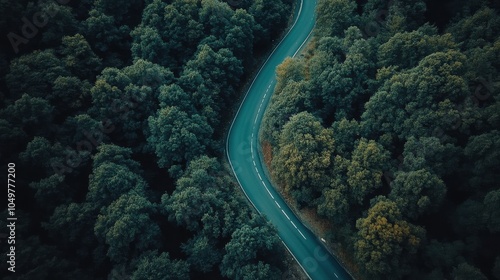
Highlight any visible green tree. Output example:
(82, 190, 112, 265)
(164, 156, 248, 239)
(378, 26, 457, 69)
(88, 162, 147, 209)
(261, 80, 311, 145)
(447, 7, 500, 50)
(331, 118, 361, 157)
(131, 250, 189, 280)
(347, 138, 389, 205)
(59, 34, 101, 80)
(316, 0, 357, 37)
(355, 198, 425, 278)
(389, 169, 446, 219)
(451, 263, 488, 280)
(44, 202, 99, 262)
(82, 9, 131, 57)
(90, 60, 173, 147)
(131, 25, 169, 65)
(5, 50, 67, 98)
(464, 130, 500, 189)
(157, 84, 195, 113)
(199, 0, 233, 38)
(225, 8, 255, 64)
(51, 76, 92, 115)
(94, 193, 160, 263)
(92, 144, 142, 174)
(35, 2, 78, 47)
(220, 216, 282, 279)
(362, 50, 469, 140)
(273, 112, 335, 205)
(133, 0, 203, 68)
(182, 234, 222, 273)
(184, 44, 243, 113)
(402, 136, 461, 176)
(483, 189, 500, 233)
(2, 94, 54, 137)
(148, 106, 213, 168)
(317, 179, 349, 225)
(249, 0, 291, 45)
(274, 57, 306, 93)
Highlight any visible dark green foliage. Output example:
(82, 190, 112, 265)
(94, 193, 160, 263)
(131, 251, 189, 280)
(220, 215, 283, 279)
(262, 1, 500, 279)
(354, 199, 425, 278)
(6, 50, 68, 98)
(316, 0, 358, 38)
(272, 111, 335, 205)
(148, 106, 213, 168)
(451, 263, 488, 280)
(0, 0, 293, 278)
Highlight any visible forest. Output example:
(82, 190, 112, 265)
(0, 0, 295, 279)
(262, 0, 500, 279)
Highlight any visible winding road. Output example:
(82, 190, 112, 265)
(226, 0, 352, 279)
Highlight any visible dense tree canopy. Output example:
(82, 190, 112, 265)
(262, 1, 500, 279)
(0, 0, 293, 279)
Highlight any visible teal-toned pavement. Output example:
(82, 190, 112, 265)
(226, 1, 353, 279)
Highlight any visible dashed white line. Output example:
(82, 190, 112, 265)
(265, 186, 274, 198)
(262, 182, 275, 199)
(275, 200, 281, 208)
(297, 229, 307, 240)
(281, 209, 290, 220)
(334, 273, 338, 278)
(257, 173, 262, 181)
(291, 221, 297, 228)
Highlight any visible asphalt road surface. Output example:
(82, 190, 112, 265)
(226, 1, 353, 279)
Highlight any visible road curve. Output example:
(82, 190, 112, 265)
(226, 1, 352, 279)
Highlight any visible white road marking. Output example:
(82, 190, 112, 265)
(265, 186, 273, 198)
(258, 173, 262, 180)
(253, 161, 256, 167)
(281, 209, 290, 220)
(275, 200, 281, 208)
(334, 273, 338, 278)
(263, 182, 275, 199)
(291, 221, 297, 228)
(298, 229, 307, 240)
